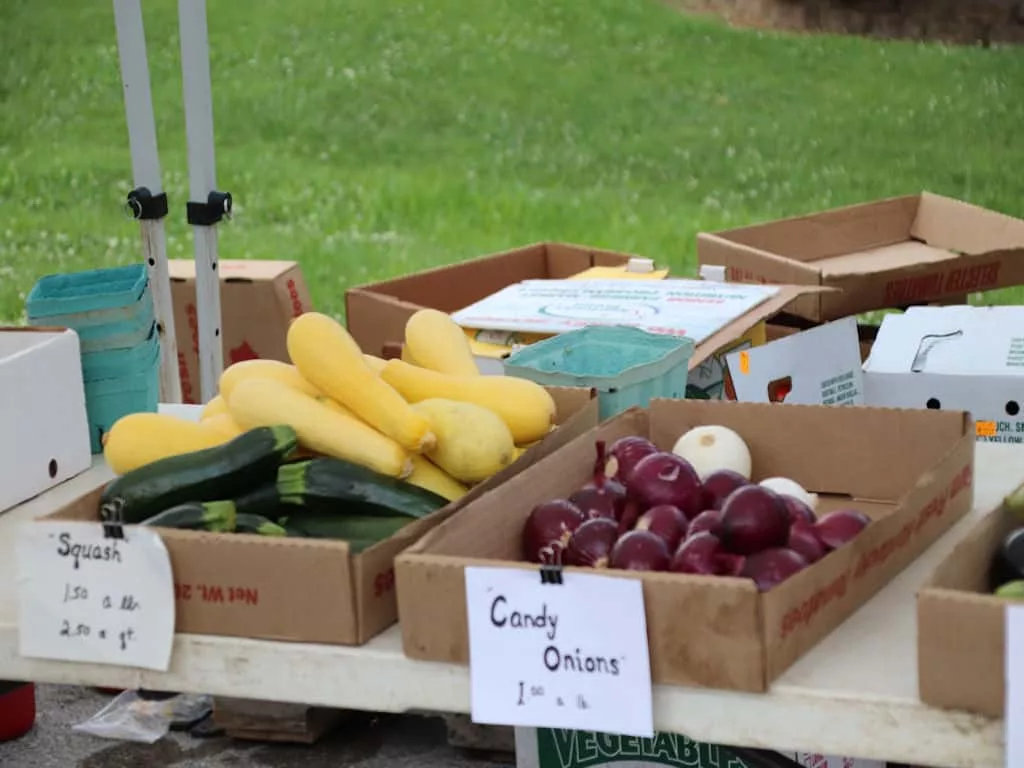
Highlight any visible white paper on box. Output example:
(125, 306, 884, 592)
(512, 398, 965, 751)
(1006, 605, 1024, 768)
(465, 567, 653, 738)
(17, 521, 175, 671)
(725, 317, 865, 406)
(451, 279, 779, 344)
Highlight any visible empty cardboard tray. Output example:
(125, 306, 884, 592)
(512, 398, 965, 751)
(697, 192, 1024, 321)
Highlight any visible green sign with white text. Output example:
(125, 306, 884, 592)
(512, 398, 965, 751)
(534, 728, 751, 768)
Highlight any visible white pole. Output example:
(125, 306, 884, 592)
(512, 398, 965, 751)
(178, 0, 227, 404)
(112, 0, 183, 404)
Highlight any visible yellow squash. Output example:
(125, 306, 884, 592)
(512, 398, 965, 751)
(287, 312, 435, 453)
(411, 398, 515, 483)
(406, 455, 469, 502)
(316, 395, 358, 419)
(228, 376, 412, 478)
(200, 395, 228, 421)
(362, 353, 388, 373)
(198, 413, 245, 442)
(404, 308, 480, 376)
(219, 359, 322, 401)
(380, 360, 556, 444)
(400, 345, 421, 366)
(103, 412, 229, 474)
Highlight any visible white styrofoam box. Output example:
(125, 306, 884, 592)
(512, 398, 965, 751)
(863, 305, 1024, 444)
(0, 328, 91, 513)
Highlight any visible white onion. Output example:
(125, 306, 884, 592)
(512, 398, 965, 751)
(671, 425, 752, 480)
(759, 476, 819, 511)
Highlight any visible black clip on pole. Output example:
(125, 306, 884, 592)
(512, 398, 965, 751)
(101, 499, 126, 541)
(186, 190, 233, 227)
(125, 186, 169, 221)
(539, 563, 563, 585)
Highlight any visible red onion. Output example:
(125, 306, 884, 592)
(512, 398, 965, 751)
(563, 518, 619, 568)
(605, 436, 658, 484)
(624, 451, 704, 524)
(522, 500, 584, 563)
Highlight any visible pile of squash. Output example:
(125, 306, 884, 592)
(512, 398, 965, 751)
(102, 309, 557, 502)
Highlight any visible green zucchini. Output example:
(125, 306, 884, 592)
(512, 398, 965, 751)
(235, 513, 287, 536)
(101, 426, 298, 525)
(140, 501, 237, 532)
(281, 509, 412, 552)
(276, 458, 447, 519)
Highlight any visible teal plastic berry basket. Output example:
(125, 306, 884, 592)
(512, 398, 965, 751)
(80, 322, 160, 382)
(83, 357, 161, 453)
(503, 325, 695, 421)
(26, 264, 150, 319)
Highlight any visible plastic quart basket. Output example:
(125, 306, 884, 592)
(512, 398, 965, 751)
(503, 325, 695, 420)
(26, 264, 150, 321)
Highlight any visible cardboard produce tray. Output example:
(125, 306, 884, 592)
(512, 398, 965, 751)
(917, 485, 1023, 717)
(40, 387, 597, 646)
(396, 399, 975, 692)
(697, 192, 1024, 322)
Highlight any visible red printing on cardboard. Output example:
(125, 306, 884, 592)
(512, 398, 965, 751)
(883, 261, 1001, 305)
(725, 267, 777, 285)
(177, 352, 196, 404)
(286, 278, 305, 318)
(373, 567, 395, 598)
(174, 583, 259, 607)
(779, 462, 972, 638)
(185, 302, 200, 355)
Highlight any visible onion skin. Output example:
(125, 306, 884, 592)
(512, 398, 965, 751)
(670, 532, 723, 575)
(813, 509, 870, 550)
(570, 481, 626, 521)
(788, 523, 827, 563)
(635, 504, 688, 551)
(522, 500, 585, 563)
(780, 495, 817, 526)
(719, 485, 791, 556)
(741, 548, 809, 591)
(563, 518, 619, 568)
(605, 436, 658, 484)
(610, 530, 670, 572)
(687, 509, 723, 539)
(702, 469, 751, 511)
(626, 451, 704, 522)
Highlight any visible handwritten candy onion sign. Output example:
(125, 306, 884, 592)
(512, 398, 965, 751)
(465, 567, 653, 738)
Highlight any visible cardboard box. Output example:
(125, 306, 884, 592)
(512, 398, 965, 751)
(346, 242, 639, 358)
(863, 305, 1024, 443)
(766, 323, 877, 363)
(396, 399, 975, 692)
(346, 241, 823, 394)
(917, 489, 1021, 717)
(0, 328, 91, 514)
(726, 318, 865, 406)
(169, 260, 312, 404)
(43, 387, 597, 645)
(697, 193, 1024, 322)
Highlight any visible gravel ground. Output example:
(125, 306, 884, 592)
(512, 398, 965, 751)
(0, 685, 512, 768)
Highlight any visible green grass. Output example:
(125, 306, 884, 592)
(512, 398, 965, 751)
(2, 0, 1023, 322)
